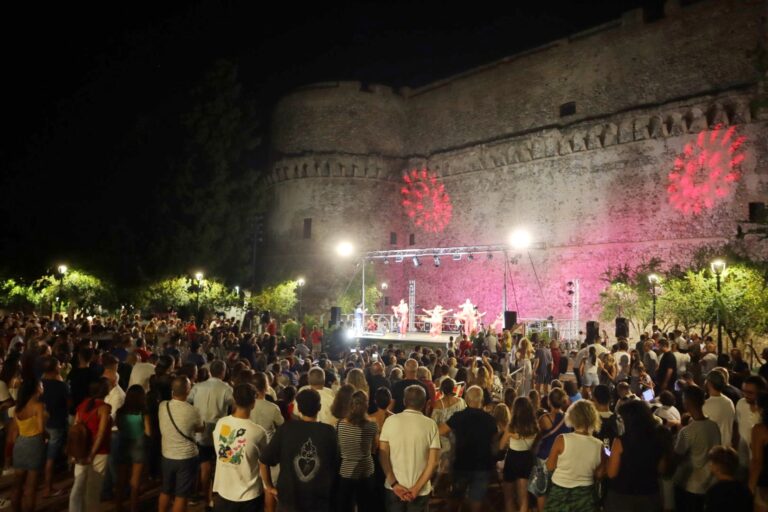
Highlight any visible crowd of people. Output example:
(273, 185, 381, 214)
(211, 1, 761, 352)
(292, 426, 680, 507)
(0, 310, 767, 512)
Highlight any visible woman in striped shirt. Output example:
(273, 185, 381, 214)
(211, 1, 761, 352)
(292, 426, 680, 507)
(336, 390, 379, 512)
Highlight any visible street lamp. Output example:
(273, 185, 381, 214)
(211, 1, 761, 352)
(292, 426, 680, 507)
(509, 229, 531, 250)
(56, 264, 69, 314)
(195, 271, 204, 282)
(335, 241, 354, 258)
(296, 278, 305, 320)
(711, 259, 727, 355)
(381, 282, 388, 291)
(648, 274, 660, 328)
(192, 271, 204, 325)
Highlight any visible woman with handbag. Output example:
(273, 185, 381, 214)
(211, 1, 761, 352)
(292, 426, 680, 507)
(499, 396, 539, 512)
(69, 378, 112, 512)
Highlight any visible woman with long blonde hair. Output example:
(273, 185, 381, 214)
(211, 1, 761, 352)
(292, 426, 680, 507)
(344, 368, 369, 395)
(517, 338, 534, 395)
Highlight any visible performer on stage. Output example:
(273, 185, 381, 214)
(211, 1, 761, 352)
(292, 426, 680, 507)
(392, 299, 409, 337)
(457, 299, 475, 336)
(473, 308, 487, 333)
(422, 305, 452, 337)
(354, 303, 367, 334)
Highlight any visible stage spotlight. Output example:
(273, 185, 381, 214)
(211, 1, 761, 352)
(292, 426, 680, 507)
(452, 254, 462, 261)
(567, 302, 573, 308)
(510, 229, 532, 250)
(395, 256, 404, 263)
(383, 258, 389, 265)
(567, 281, 574, 286)
(336, 241, 354, 258)
(567, 290, 574, 295)
(412, 257, 420, 267)
(433, 256, 440, 267)
(468, 254, 474, 261)
(486, 253, 493, 260)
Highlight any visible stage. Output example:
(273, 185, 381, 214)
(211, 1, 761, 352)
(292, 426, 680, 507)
(356, 331, 453, 349)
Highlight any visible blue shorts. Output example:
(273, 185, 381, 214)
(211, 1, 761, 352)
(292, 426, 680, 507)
(452, 470, 493, 502)
(46, 428, 66, 461)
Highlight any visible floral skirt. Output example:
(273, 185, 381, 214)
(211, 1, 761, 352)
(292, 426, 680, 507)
(544, 483, 597, 512)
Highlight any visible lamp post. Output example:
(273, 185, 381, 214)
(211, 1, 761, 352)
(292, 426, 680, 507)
(193, 271, 204, 326)
(711, 259, 726, 355)
(381, 282, 388, 314)
(296, 278, 305, 320)
(56, 264, 68, 314)
(648, 274, 659, 329)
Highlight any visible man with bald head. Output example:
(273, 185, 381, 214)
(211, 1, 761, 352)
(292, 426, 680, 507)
(438, 385, 497, 511)
(391, 359, 430, 413)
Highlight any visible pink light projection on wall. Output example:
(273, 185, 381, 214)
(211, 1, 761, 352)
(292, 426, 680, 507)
(401, 168, 453, 233)
(667, 124, 746, 214)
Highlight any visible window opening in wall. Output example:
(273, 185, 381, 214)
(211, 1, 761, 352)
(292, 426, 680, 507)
(384, 297, 390, 306)
(303, 218, 312, 239)
(559, 101, 576, 117)
(390, 232, 397, 245)
(409, 234, 415, 246)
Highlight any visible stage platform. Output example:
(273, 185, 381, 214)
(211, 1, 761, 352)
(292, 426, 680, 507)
(356, 331, 453, 349)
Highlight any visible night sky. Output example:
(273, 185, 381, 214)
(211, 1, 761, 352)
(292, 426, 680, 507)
(1, 0, 657, 283)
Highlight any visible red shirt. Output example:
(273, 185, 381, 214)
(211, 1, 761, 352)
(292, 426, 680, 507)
(76, 399, 111, 455)
(135, 348, 151, 362)
(300, 326, 308, 340)
(551, 348, 562, 378)
(311, 330, 322, 346)
(267, 321, 277, 336)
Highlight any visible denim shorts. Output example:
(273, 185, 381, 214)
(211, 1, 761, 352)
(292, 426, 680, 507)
(46, 428, 66, 461)
(452, 470, 493, 502)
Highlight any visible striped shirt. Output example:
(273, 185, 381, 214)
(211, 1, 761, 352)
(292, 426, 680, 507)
(337, 420, 378, 479)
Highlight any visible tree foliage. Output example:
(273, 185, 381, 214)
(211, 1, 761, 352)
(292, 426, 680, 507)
(338, 265, 382, 315)
(599, 260, 768, 347)
(250, 281, 298, 318)
(137, 276, 238, 313)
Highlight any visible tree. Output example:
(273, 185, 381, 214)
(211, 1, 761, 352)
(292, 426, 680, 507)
(250, 281, 298, 318)
(656, 271, 715, 336)
(33, 270, 115, 313)
(0, 279, 38, 311)
(138, 275, 237, 315)
(718, 265, 768, 347)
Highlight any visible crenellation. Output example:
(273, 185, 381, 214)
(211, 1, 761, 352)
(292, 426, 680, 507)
(263, 0, 768, 318)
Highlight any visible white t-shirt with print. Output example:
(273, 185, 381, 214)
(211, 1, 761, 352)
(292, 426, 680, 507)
(212, 415, 268, 502)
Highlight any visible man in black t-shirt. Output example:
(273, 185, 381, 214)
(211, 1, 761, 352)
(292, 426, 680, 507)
(260, 388, 338, 512)
(439, 385, 497, 511)
(390, 359, 430, 413)
(366, 361, 390, 414)
(656, 339, 677, 392)
(66, 347, 99, 415)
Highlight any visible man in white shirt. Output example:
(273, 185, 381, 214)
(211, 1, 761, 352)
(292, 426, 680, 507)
(297, 367, 336, 425)
(486, 330, 498, 354)
(212, 383, 268, 510)
(379, 385, 440, 512)
(735, 376, 767, 469)
(700, 343, 718, 376)
(159, 376, 204, 512)
(702, 371, 734, 446)
(101, 354, 126, 500)
(127, 356, 156, 392)
(188, 360, 234, 510)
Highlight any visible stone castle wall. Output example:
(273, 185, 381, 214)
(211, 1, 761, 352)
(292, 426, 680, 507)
(263, 0, 768, 324)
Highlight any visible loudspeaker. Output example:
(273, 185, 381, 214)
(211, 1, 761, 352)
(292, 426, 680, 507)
(586, 321, 600, 343)
(330, 306, 341, 327)
(615, 317, 629, 338)
(749, 202, 767, 223)
(504, 311, 517, 330)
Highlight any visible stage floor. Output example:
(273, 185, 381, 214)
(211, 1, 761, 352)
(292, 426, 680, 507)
(357, 331, 452, 347)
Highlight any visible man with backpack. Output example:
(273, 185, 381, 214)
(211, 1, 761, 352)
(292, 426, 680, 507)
(158, 376, 204, 512)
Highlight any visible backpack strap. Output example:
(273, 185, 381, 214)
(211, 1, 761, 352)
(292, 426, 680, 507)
(165, 401, 197, 444)
(541, 413, 566, 440)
